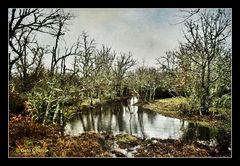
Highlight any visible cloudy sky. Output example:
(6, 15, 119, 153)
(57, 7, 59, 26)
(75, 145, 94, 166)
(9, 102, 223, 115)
(38, 8, 231, 69)
(39, 8, 185, 68)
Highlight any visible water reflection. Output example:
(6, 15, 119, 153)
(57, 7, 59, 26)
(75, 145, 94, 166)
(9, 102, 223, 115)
(64, 97, 218, 141)
(181, 122, 219, 144)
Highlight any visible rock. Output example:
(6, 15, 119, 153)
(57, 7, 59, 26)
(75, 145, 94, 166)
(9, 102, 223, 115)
(128, 147, 135, 151)
(115, 134, 140, 149)
(152, 140, 158, 144)
(117, 134, 138, 143)
(112, 149, 127, 157)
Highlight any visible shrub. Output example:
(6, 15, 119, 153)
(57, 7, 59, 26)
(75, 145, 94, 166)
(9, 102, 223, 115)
(9, 91, 27, 114)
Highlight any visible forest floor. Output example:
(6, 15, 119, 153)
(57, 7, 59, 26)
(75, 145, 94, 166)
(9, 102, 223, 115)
(9, 114, 230, 157)
(136, 97, 231, 128)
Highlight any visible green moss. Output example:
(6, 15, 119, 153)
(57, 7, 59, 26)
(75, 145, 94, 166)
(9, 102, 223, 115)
(25, 140, 34, 146)
(116, 134, 140, 149)
(117, 134, 138, 143)
(64, 106, 78, 118)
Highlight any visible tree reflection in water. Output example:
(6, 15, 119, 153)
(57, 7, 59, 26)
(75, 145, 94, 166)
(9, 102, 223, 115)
(65, 96, 219, 143)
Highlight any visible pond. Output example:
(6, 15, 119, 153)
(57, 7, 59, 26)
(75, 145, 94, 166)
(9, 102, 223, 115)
(64, 96, 222, 145)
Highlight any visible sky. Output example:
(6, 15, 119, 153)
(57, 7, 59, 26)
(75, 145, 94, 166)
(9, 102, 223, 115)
(38, 8, 186, 68)
(35, 8, 231, 69)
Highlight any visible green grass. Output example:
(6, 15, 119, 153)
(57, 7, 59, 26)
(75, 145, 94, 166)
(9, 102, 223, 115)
(142, 97, 189, 115)
(141, 97, 230, 128)
(157, 97, 188, 104)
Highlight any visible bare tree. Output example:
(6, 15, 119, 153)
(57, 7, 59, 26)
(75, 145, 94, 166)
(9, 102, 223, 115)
(73, 32, 96, 104)
(9, 8, 63, 78)
(94, 45, 115, 75)
(53, 38, 81, 76)
(113, 52, 136, 96)
(14, 40, 48, 91)
(49, 10, 75, 75)
(77, 31, 96, 78)
(156, 51, 180, 97)
(175, 8, 200, 24)
(93, 45, 116, 99)
(156, 51, 179, 72)
(181, 9, 231, 115)
(132, 66, 161, 101)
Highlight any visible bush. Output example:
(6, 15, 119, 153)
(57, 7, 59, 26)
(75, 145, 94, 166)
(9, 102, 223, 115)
(220, 94, 231, 108)
(9, 91, 27, 114)
(26, 77, 81, 125)
(26, 78, 62, 123)
(186, 95, 201, 115)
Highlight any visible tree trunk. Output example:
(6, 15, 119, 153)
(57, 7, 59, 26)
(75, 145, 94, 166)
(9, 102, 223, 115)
(90, 91, 93, 106)
(205, 60, 211, 114)
(43, 100, 52, 125)
(200, 66, 205, 115)
(53, 102, 60, 124)
(59, 104, 64, 126)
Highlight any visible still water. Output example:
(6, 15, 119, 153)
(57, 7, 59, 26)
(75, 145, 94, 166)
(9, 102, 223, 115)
(64, 97, 218, 142)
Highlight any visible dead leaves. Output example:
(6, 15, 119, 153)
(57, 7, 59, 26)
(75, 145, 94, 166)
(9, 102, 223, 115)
(10, 114, 31, 124)
(49, 134, 111, 157)
(134, 138, 210, 157)
(9, 123, 111, 157)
